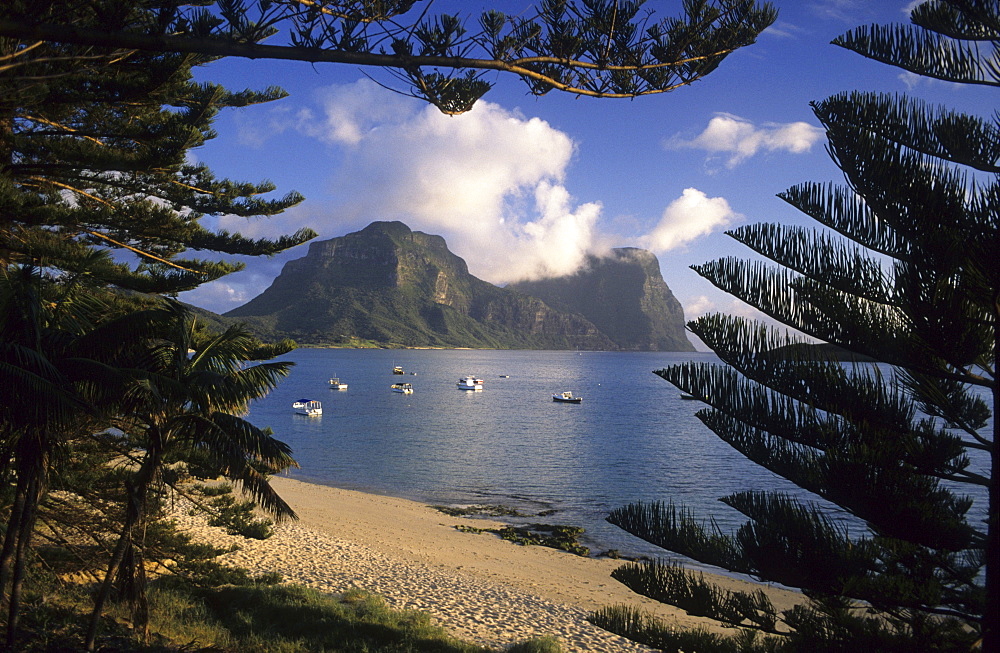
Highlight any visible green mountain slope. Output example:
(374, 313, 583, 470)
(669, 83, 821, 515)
(224, 221, 616, 349)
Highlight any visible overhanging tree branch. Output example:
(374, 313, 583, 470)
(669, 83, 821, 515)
(0, 18, 745, 99)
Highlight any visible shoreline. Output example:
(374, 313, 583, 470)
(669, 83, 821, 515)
(174, 476, 801, 651)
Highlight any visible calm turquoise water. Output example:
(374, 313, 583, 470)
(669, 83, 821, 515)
(249, 348, 807, 560)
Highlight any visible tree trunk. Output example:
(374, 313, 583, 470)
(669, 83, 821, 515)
(84, 527, 131, 652)
(0, 473, 29, 606)
(1, 431, 47, 650)
(85, 445, 159, 651)
(5, 474, 41, 650)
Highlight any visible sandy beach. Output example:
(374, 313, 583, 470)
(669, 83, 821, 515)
(173, 476, 800, 651)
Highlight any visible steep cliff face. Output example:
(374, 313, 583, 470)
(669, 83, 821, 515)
(508, 248, 695, 351)
(225, 221, 616, 349)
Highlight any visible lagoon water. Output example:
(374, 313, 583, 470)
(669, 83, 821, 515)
(250, 348, 801, 559)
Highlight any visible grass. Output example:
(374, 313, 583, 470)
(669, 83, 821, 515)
(13, 571, 566, 652)
(156, 584, 494, 652)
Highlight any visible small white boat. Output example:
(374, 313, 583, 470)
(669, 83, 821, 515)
(329, 377, 348, 390)
(391, 382, 413, 394)
(456, 376, 483, 390)
(392, 365, 404, 375)
(552, 391, 582, 404)
(293, 399, 323, 416)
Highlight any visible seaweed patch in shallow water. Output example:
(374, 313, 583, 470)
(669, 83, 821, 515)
(432, 504, 528, 517)
(454, 523, 590, 557)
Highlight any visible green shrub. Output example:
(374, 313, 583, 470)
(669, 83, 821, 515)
(196, 481, 235, 497)
(207, 495, 275, 539)
(506, 635, 565, 652)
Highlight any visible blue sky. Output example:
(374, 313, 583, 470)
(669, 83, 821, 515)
(179, 1, 995, 349)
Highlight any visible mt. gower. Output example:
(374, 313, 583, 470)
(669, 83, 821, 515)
(509, 248, 695, 352)
(225, 222, 693, 350)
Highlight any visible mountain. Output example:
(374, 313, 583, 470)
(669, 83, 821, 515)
(224, 221, 616, 349)
(508, 248, 695, 352)
(224, 222, 694, 350)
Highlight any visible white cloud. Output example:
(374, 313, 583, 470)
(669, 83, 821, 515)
(309, 81, 608, 283)
(762, 21, 806, 39)
(684, 294, 716, 318)
(506, 181, 603, 280)
(180, 278, 251, 312)
(182, 80, 613, 300)
(233, 80, 412, 148)
(235, 105, 298, 148)
(667, 113, 825, 168)
(807, 0, 874, 24)
(639, 188, 740, 253)
(304, 81, 414, 146)
(897, 70, 962, 92)
(899, 71, 922, 90)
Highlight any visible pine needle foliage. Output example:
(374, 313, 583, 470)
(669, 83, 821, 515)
(596, 2, 998, 651)
(1, 0, 314, 292)
(0, 0, 778, 116)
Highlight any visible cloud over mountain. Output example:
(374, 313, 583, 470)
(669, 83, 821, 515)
(184, 81, 742, 313)
(316, 80, 599, 283)
(640, 188, 740, 253)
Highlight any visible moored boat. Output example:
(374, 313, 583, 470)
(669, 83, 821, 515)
(293, 399, 323, 416)
(552, 391, 582, 403)
(456, 376, 483, 390)
(391, 382, 413, 394)
(329, 377, 348, 390)
(392, 365, 404, 375)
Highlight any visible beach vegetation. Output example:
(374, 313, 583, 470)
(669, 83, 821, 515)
(505, 635, 564, 653)
(596, 2, 998, 652)
(205, 495, 277, 540)
(0, 0, 310, 637)
(190, 585, 491, 652)
(195, 481, 239, 497)
(0, 270, 157, 646)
